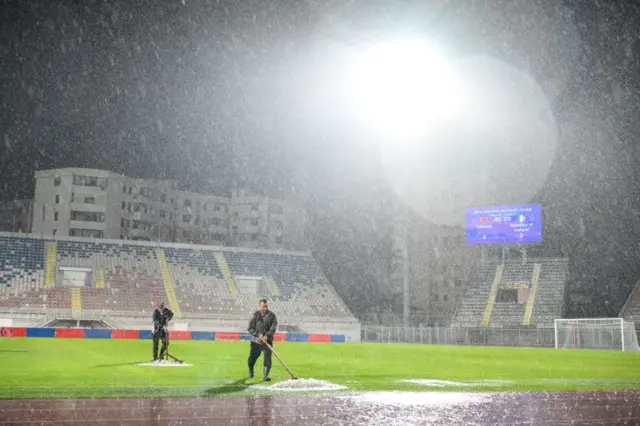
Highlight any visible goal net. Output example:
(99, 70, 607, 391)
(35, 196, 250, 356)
(554, 318, 640, 351)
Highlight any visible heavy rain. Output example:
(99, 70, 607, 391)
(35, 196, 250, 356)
(0, 0, 639, 424)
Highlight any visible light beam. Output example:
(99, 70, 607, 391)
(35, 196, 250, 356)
(344, 37, 464, 140)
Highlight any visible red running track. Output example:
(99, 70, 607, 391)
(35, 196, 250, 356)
(0, 390, 639, 425)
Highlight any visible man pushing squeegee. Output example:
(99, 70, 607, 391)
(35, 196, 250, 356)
(247, 299, 298, 381)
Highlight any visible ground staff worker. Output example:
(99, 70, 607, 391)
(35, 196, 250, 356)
(247, 299, 278, 381)
(152, 302, 173, 361)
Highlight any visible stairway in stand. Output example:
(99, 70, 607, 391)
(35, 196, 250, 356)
(71, 287, 82, 319)
(213, 252, 239, 295)
(155, 249, 182, 317)
(482, 264, 504, 326)
(266, 276, 280, 296)
(522, 263, 542, 326)
(45, 243, 57, 287)
(95, 269, 105, 288)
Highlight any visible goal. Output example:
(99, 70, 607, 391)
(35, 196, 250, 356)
(554, 318, 640, 351)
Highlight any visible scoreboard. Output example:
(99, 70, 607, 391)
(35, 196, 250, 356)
(465, 204, 542, 245)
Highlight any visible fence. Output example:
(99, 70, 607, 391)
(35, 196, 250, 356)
(361, 325, 556, 348)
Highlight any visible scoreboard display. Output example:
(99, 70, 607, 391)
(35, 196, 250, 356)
(465, 204, 542, 245)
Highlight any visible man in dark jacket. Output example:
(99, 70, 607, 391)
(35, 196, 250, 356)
(153, 302, 174, 361)
(247, 299, 278, 381)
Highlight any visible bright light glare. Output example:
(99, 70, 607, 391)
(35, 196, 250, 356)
(345, 38, 464, 139)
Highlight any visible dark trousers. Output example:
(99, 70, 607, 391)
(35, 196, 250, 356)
(153, 329, 168, 360)
(248, 340, 272, 370)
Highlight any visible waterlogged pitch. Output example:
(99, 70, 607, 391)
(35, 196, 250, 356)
(0, 338, 638, 399)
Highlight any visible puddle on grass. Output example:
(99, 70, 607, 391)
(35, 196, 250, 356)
(251, 378, 347, 392)
(135, 360, 193, 367)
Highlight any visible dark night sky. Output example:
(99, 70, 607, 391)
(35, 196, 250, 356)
(2, 0, 640, 318)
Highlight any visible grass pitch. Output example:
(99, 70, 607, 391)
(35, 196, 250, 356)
(0, 338, 638, 399)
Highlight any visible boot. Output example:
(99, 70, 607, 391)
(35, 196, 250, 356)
(248, 363, 255, 379)
(263, 366, 271, 382)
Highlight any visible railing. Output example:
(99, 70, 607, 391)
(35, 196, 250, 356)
(361, 325, 556, 348)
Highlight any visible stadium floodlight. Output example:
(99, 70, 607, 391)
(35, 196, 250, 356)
(554, 318, 640, 352)
(343, 37, 465, 140)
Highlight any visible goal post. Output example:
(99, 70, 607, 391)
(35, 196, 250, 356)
(554, 318, 640, 351)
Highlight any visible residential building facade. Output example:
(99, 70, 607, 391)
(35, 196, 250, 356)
(32, 168, 307, 250)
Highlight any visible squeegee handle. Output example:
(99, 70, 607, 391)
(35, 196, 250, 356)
(263, 340, 297, 379)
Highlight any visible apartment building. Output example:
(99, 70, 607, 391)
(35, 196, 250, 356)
(32, 168, 307, 250)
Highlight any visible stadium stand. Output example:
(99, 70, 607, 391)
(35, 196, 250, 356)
(531, 259, 568, 326)
(453, 258, 569, 327)
(0, 233, 359, 339)
(452, 264, 496, 325)
(620, 279, 640, 326)
(0, 236, 48, 310)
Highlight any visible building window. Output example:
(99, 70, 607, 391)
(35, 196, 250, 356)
(128, 186, 132, 194)
(184, 199, 192, 207)
(52, 229, 57, 236)
(160, 194, 166, 202)
(122, 202, 126, 210)
(84, 197, 95, 204)
(159, 210, 166, 218)
(55, 194, 60, 204)
(69, 229, 104, 238)
(252, 204, 259, 211)
(122, 185, 127, 193)
(70, 211, 105, 222)
(132, 221, 147, 230)
(455, 279, 462, 287)
(273, 221, 284, 230)
(250, 219, 258, 226)
(54, 177, 61, 187)
(443, 294, 449, 302)
(54, 212, 59, 222)
(183, 214, 191, 223)
(276, 236, 283, 244)
(73, 175, 107, 189)
(42, 205, 45, 221)
(127, 203, 131, 212)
